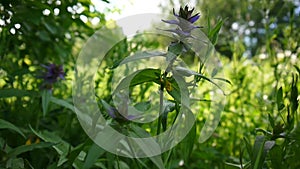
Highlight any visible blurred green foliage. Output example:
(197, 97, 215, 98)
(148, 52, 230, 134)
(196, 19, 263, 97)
(0, 0, 299, 168)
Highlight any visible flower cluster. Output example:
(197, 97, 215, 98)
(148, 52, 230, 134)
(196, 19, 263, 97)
(162, 5, 202, 38)
(40, 63, 65, 90)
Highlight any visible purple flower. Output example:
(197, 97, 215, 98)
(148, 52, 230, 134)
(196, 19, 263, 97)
(101, 98, 139, 123)
(107, 106, 118, 119)
(106, 105, 139, 122)
(162, 5, 202, 37)
(41, 63, 65, 84)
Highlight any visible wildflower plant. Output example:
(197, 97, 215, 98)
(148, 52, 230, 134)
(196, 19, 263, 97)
(39, 63, 65, 116)
(73, 5, 227, 167)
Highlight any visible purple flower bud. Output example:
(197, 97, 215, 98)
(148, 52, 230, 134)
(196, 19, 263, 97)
(174, 5, 200, 24)
(189, 14, 200, 23)
(161, 19, 179, 25)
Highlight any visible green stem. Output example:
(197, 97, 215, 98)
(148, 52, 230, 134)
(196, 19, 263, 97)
(157, 87, 164, 135)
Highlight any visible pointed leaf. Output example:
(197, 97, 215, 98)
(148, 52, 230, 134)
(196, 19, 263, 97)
(276, 87, 284, 111)
(180, 123, 196, 163)
(30, 126, 70, 167)
(211, 68, 218, 77)
(113, 68, 161, 94)
(243, 137, 252, 158)
(50, 96, 76, 112)
(174, 66, 226, 95)
(0, 119, 25, 138)
(6, 158, 24, 169)
(83, 143, 105, 169)
(213, 77, 232, 85)
(294, 65, 300, 75)
(268, 114, 275, 129)
(112, 51, 166, 68)
(149, 155, 164, 169)
(0, 89, 37, 98)
(42, 90, 52, 116)
(208, 19, 223, 45)
(134, 101, 151, 112)
(7, 142, 54, 158)
(252, 136, 266, 169)
(165, 77, 181, 103)
(269, 145, 283, 169)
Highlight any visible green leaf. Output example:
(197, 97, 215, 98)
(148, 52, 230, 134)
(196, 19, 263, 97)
(225, 161, 251, 169)
(269, 145, 283, 169)
(207, 10, 211, 33)
(134, 101, 151, 112)
(129, 69, 161, 87)
(127, 127, 164, 169)
(114, 161, 130, 169)
(165, 76, 181, 103)
(66, 143, 86, 168)
(44, 21, 58, 35)
(113, 68, 161, 94)
(50, 96, 76, 112)
(168, 43, 183, 55)
(37, 30, 51, 41)
(243, 137, 252, 159)
(7, 142, 54, 158)
(180, 123, 196, 163)
(208, 19, 223, 45)
(174, 66, 226, 95)
(42, 90, 52, 116)
(294, 65, 300, 75)
(225, 162, 243, 169)
(211, 68, 218, 77)
(276, 87, 284, 111)
(161, 101, 176, 131)
(0, 89, 37, 98)
(101, 99, 113, 112)
(213, 77, 232, 85)
(6, 158, 24, 169)
(130, 125, 152, 138)
(166, 52, 177, 62)
(268, 114, 275, 128)
(83, 143, 105, 169)
(0, 119, 25, 138)
(30, 126, 71, 167)
(252, 136, 266, 169)
(173, 66, 197, 77)
(149, 155, 164, 169)
(290, 75, 299, 114)
(112, 51, 166, 68)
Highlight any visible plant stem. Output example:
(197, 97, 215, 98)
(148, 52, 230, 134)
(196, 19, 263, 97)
(157, 87, 164, 135)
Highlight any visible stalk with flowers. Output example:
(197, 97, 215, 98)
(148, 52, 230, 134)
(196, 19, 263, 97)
(98, 5, 227, 163)
(102, 5, 204, 125)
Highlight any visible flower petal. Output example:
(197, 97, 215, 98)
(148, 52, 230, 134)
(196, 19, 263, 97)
(172, 8, 179, 17)
(161, 19, 179, 25)
(189, 14, 200, 23)
(59, 74, 65, 79)
(126, 115, 139, 120)
(162, 29, 191, 37)
(107, 107, 117, 119)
